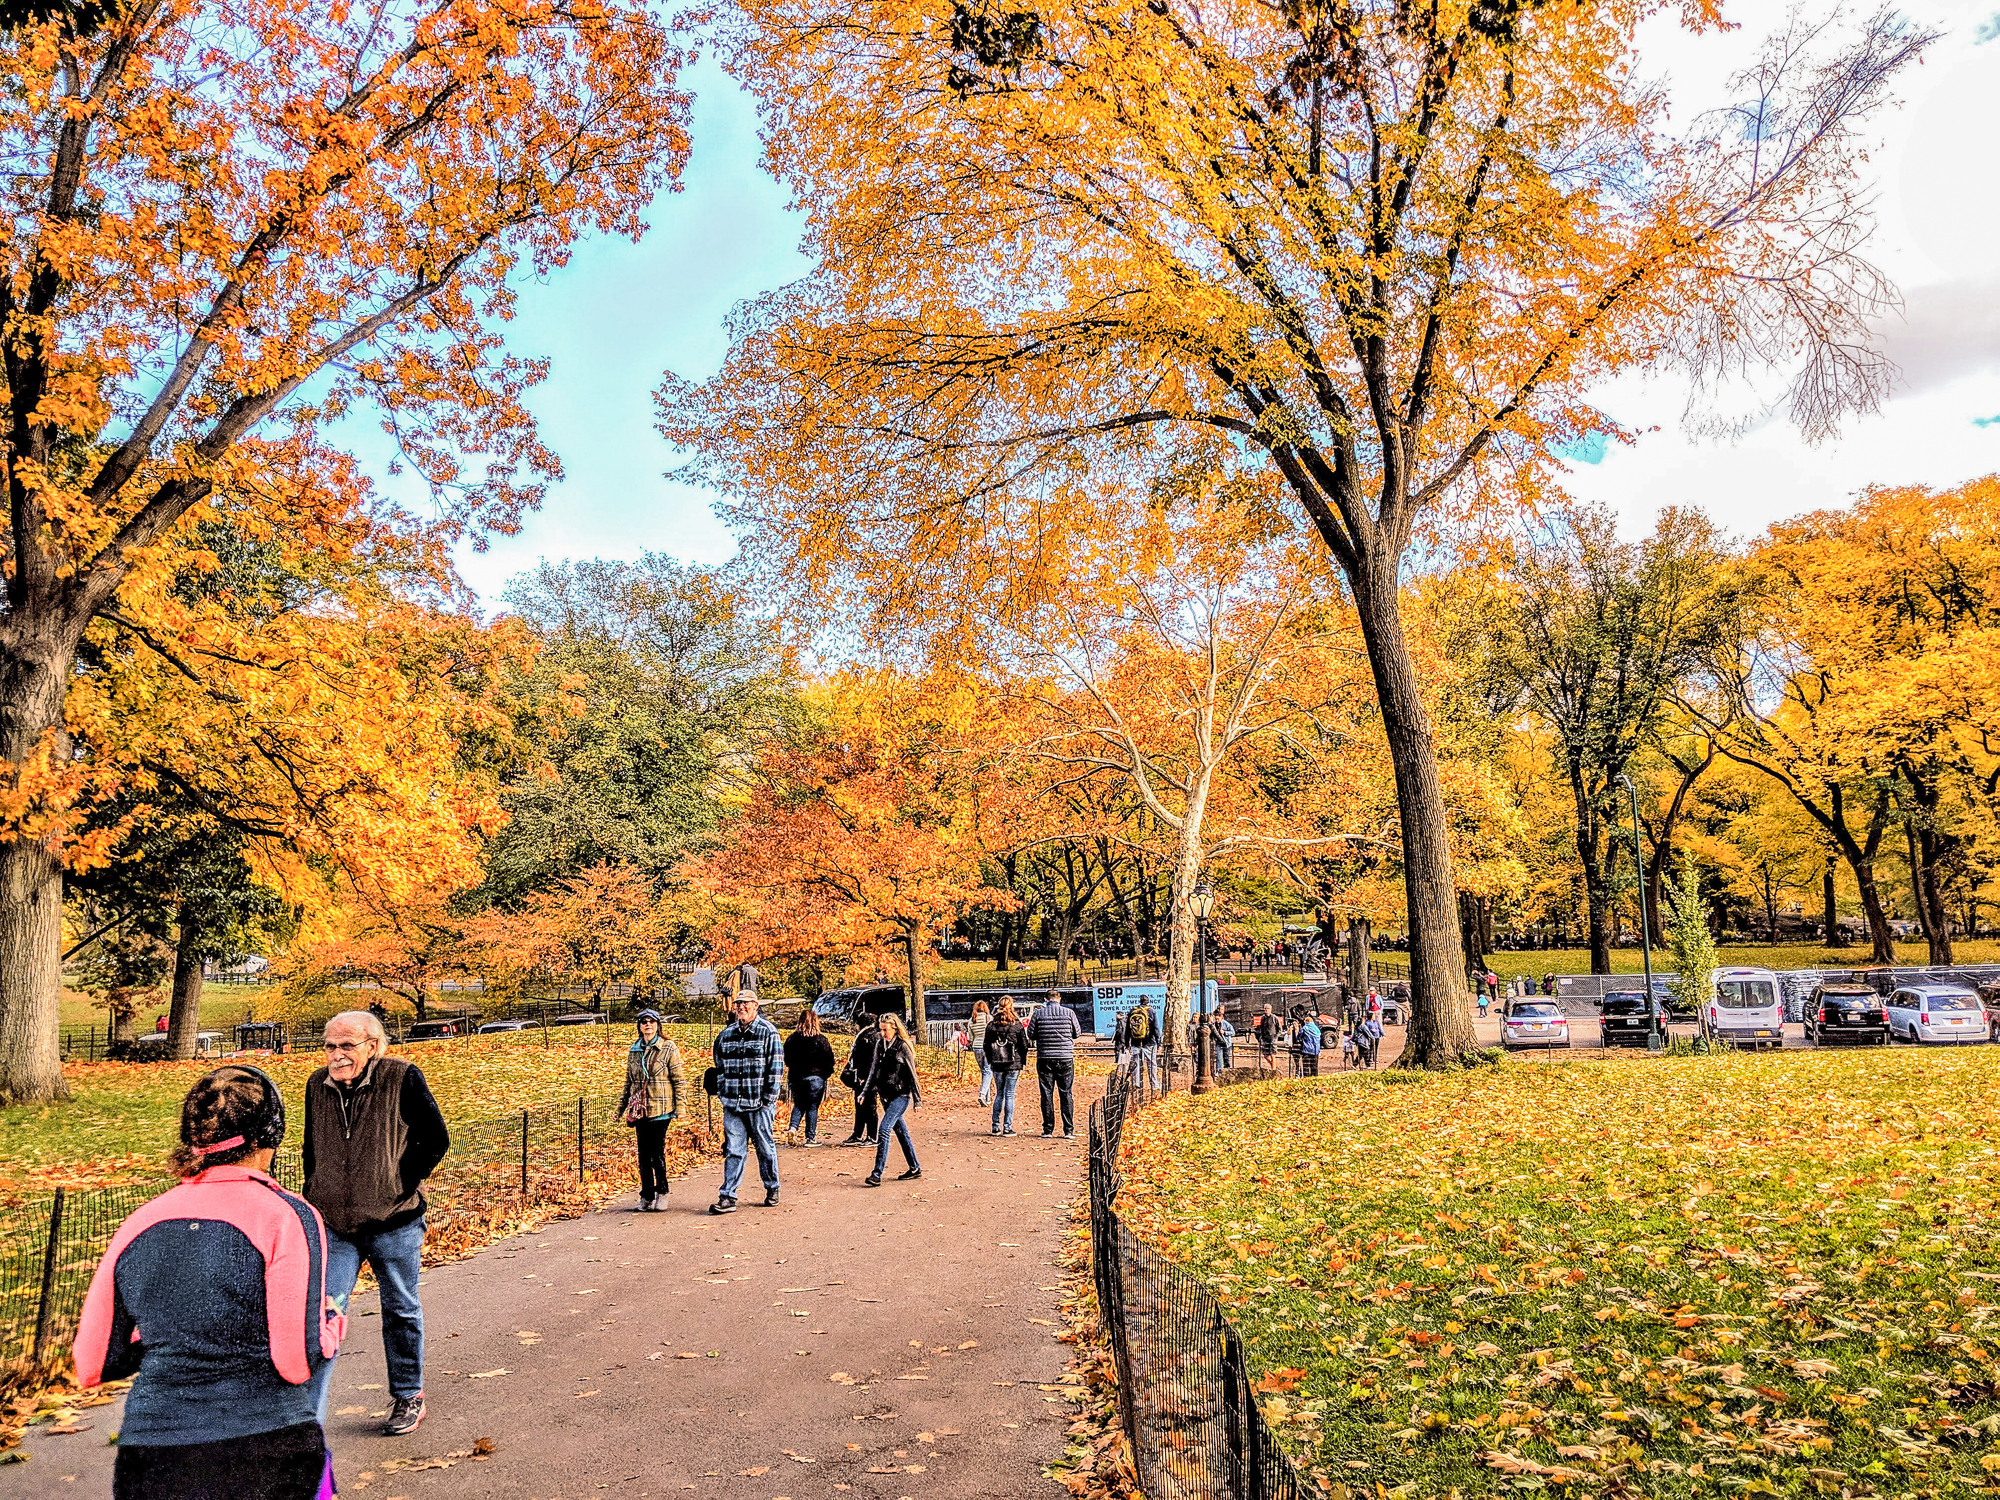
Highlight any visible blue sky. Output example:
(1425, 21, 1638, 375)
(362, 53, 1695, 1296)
(447, 55, 808, 604)
(447, 3, 2000, 606)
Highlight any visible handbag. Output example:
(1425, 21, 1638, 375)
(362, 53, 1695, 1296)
(839, 1061, 859, 1091)
(623, 1092, 652, 1125)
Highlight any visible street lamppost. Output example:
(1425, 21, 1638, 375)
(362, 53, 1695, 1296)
(1191, 883, 1216, 1094)
(1615, 773, 1661, 1049)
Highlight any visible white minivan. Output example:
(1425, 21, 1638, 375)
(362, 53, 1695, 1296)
(1707, 967, 1785, 1049)
(1886, 983, 1987, 1045)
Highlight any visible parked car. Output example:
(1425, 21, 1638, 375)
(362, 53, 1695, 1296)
(1886, 984, 1986, 1045)
(1803, 984, 1889, 1046)
(1501, 999, 1571, 1051)
(1706, 967, 1785, 1049)
(130, 1031, 226, 1060)
(811, 985, 908, 1031)
(476, 1020, 529, 1034)
(404, 1019, 464, 1041)
(1598, 989, 1667, 1048)
(548, 1012, 606, 1027)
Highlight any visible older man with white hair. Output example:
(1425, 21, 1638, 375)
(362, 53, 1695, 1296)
(304, 1010, 450, 1436)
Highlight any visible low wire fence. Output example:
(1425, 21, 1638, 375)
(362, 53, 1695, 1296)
(0, 1089, 720, 1368)
(1089, 1066, 1309, 1499)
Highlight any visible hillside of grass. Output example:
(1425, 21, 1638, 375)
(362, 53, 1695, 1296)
(1118, 1050, 2000, 1500)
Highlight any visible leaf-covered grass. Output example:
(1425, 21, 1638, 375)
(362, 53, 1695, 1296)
(1118, 1050, 2000, 1500)
(0, 1025, 969, 1190)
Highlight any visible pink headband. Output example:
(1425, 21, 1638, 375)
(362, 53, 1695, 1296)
(196, 1135, 245, 1156)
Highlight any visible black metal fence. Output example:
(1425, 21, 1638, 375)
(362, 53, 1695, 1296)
(1088, 1068, 1309, 1500)
(0, 1089, 710, 1368)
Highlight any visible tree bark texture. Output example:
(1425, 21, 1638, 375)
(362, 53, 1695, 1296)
(904, 929, 926, 1033)
(168, 910, 206, 1060)
(1347, 916, 1370, 996)
(0, 646, 74, 1103)
(1822, 857, 1843, 946)
(1351, 567, 1476, 1065)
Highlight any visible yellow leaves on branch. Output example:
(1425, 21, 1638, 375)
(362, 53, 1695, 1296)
(681, 672, 1008, 974)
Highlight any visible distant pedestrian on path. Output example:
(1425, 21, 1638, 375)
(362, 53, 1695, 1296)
(784, 1010, 836, 1145)
(862, 1014, 923, 1185)
(971, 999, 994, 1107)
(728, 959, 761, 1003)
(1360, 1015, 1384, 1069)
(619, 1009, 685, 1209)
(77, 1066, 346, 1500)
(1299, 1013, 1323, 1076)
(711, 992, 783, 1213)
(1028, 991, 1082, 1138)
(1254, 1004, 1279, 1072)
(305, 1010, 448, 1436)
(983, 995, 1030, 1136)
(1340, 1023, 1358, 1070)
(841, 1013, 885, 1146)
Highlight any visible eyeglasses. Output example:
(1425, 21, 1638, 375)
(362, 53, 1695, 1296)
(324, 1041, 367, 1054)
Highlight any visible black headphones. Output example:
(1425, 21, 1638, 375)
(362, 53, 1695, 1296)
(200, 1064, 287, 1152)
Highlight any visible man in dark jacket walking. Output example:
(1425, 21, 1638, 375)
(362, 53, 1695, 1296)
(1027, 993, 1082, 1139)
(711, 992, 783, 1214)
(305, 1010, 449, 1436)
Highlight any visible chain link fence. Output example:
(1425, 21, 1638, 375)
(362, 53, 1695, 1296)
(0, 1089, 718, 1368)
(1089, 1067, 1309, 1500)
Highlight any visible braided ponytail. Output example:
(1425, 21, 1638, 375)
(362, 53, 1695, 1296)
(168, 1069, 270, 1177)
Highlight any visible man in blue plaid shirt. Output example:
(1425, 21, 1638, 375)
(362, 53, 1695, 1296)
(710, 992, 784, 1214)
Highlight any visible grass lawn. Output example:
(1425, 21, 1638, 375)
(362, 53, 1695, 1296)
(1118, 1050, 2000, 1500)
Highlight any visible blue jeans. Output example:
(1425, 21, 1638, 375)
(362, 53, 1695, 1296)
(721, 1105, 779, 1199)
(788, 1076, 826, 1140)
(1130, 1044, 1159, 1090)
(310, 1214, 427, 1409)
(871, 1093, 919, 1177)
(977, 1055, 994, 1106)
(990, 1069, 1020, 1132)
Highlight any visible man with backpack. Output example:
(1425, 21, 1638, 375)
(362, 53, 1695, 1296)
(1298, 1012, 1322, 1076)
(1124, 1001, 1159, 1091)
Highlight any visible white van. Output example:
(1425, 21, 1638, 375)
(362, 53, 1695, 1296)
(1886, 984, 1987, 1045)
(1707, 967, 1785, 1049)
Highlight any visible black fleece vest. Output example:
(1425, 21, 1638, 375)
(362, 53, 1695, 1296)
(305, 1056, 420, 1235)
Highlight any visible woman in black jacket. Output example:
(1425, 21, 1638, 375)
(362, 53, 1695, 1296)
(982, 996, 1030, 1136)
(784, 1012, 837, 1145)
(862, 1014, 921, 1186)
(841, 1015, 884, 1146)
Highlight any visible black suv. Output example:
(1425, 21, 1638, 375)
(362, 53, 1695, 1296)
(1804, 983, 1889, 1046)
(1599, 989, 1668, 1048)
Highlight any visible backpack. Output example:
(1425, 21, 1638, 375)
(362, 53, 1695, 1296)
(1127, 1006, 1153, 1043)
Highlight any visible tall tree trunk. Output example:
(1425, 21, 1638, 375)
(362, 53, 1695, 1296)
(0, 646, 76, 1104)
(1822, 857, 1844, 947)
(904, 928, 925, 1033)
(1575, 808, 1613, 975)
(1351, 567, 1474, 1066)
(1762, 865, 1777, 945)
(168, 908, 207, 1060)
(1347, 915, 1371, 996)
(1854, 861, 1894, 964)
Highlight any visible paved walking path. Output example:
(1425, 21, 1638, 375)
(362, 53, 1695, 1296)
(2, 1092, 1092, 1500)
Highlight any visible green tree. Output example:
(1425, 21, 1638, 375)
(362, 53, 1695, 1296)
(481, 557, 791, 905)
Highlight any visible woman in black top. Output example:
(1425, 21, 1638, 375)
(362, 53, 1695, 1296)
(841, 1015, 885, 1145)
(862, 1015, 921, 1187)
(784, 1012, 837, 1145)
(981, 996, 1030, 1136)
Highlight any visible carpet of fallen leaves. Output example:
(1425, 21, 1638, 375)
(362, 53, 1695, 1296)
(1052, 1193, 1145, 1500)
(1117, 1048, 2000, 1500)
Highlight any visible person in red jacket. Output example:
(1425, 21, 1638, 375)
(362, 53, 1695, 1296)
(76, 1065, 344, 1500)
